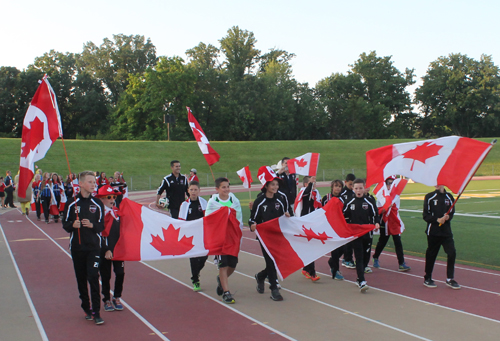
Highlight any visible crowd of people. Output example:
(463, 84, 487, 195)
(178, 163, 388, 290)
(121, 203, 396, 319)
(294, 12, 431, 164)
(2, 158, 460, 326)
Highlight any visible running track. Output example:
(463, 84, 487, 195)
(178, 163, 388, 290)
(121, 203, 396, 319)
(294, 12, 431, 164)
(1, 190, 500, 340)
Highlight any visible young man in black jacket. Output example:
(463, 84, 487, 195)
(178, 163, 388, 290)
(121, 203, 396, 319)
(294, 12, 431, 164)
(156, 160, 189, 218)
(343, 178, 379, 292)
(63, 171, 105, 324)
(422, 185, 460, 289)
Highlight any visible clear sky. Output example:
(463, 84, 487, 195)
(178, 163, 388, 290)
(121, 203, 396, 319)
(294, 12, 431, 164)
(2, 0, 498, 88)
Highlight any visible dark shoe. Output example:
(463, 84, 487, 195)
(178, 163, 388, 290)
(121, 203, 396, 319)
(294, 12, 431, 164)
(25, 208, 29, 216)
(270, 288, 283, 301)
(45, 220, 49, 224)
(398, 263, 411, 271)
(423, 278, 437, 288)
(358, 280, 369, 293)
(112, 297, 124, 310)
(222, 291, 235, 304)
(94, 315, 104, 325)
(216, 275, 223, 296)
(446, 279, 461, 290)
(104, 300, 115, 312)
(84, 311, 93, 321)
(255, 274, 264, 294)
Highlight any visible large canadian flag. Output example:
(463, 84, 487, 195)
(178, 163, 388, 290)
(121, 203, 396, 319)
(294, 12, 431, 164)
(236, 166, 253, 188)
(373, 178, 407, 235)
(366, 136, 493, 194)
(256, 198, 375, 279)
(113, 199, 241, 261)
(18, 76, 63, 199)
(287, 153, 320, 176)
(187, 107, 220, 166)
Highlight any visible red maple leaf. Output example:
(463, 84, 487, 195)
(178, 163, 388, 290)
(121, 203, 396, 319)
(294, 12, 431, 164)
(150, 224, 195, 256)
(294, 225, 332, 244)
(295, 158, 308, 168)
(20, 117, 45, 158)
(402, 142, 443, 171)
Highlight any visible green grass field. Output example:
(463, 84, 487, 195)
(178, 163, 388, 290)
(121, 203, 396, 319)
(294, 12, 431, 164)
(220, 180, 500, 271)
(1, 137, 500, 190)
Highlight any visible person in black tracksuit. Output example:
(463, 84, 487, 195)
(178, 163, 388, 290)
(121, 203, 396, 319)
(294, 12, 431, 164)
(276, 157, 297, 213)
(250, 169, 290, 301)
(40, 173, 53, 223)
(97, 185, 125, 312)
(322, 180, 345, 280)
(342, 178, 379, 292)
(63, 171, 105, 324)
(422, 185, 460, 289)
(340, 174, 356, 267)
(179, 181, 208, 291)
(156, 160, 188, 219)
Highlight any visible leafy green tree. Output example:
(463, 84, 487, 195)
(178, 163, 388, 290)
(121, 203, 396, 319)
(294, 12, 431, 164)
(81, 34, 157, 105)
(415, 53, 500, 137)
(0, 67, 22, 136)
(219, 26, 260, 80)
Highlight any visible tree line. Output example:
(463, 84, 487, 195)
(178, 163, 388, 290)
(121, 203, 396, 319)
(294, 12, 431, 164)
(1, 26, 499, 141)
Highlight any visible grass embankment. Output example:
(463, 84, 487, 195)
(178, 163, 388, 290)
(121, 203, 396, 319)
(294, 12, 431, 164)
(1, 137, 499, 190)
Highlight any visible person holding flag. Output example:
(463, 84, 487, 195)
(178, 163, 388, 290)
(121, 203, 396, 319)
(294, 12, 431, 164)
(372, 176, 411, 271)
(422, 185, 460, 289)
(250, 166, 290, 301)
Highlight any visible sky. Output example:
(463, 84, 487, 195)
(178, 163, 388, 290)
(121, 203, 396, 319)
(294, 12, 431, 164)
(2, 0, 499, 90)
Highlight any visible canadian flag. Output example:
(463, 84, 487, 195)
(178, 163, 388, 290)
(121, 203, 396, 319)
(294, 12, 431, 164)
(293, 187, 322, 217)
(113, 199, 241, 261)
(187, 107, 220, 166)
(373, 178, 407, 235)
(256, 198, 375, 279)
(366, 136, 493, 194)
(59, 185, 67, 212)
(287, 153, 320, 176)
(237, 166, 253, 189)
(18, 76, 63, 199)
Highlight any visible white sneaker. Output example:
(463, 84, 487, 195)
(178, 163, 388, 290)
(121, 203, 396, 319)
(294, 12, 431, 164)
(364, 266, 372, 273)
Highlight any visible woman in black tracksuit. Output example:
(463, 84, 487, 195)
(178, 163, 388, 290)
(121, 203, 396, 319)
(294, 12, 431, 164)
(249, 176, 290, 302)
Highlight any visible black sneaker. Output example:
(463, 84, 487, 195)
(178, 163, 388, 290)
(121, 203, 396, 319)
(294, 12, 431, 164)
(94, 315, 104, 325)
(222, 291, 235, 304)
(423, 278, 437, 288)
(270, 288, 283, 301)
(84, 311, 93, 321)
(446, 279, 461, 290)
(216, 275, 223, 296)
(255, 274, 264, 294)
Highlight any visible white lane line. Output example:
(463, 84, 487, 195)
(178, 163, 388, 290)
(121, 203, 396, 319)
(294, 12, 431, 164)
(0, 222, 49, 341)
(212, 254, 431, 341)
(238, 249, 500, 324)
(400, 209, 500, 219)
(140, 261, 297, 341)
(20, 216, 170, 341)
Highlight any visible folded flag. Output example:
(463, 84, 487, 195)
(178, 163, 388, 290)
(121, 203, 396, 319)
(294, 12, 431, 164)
(287, 153, 320, 176)
(256, 198, 375, 280)
(237, 166, 253, 189)
(187, 107, 220, 166)
(113, 199, 241, 261)
(366, 136, 493, 194)
(373, 178, 407, 235)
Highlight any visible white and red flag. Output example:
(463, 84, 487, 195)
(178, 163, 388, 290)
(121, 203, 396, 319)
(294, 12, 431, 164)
(373, 178, 408, 235)
(256, 198, 375, 279)
(18, 75, 63, 199)
(366, 136, 493, 194)
(237, 166, 253, 188)
(187, 107, 220, 166)
(113, 199, 241, 261)
(287, 153, 320, 176)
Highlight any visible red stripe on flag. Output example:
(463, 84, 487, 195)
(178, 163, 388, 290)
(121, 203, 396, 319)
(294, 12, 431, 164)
(437, 138, 492, 193)
(366, 144, 394, 187)
(114, 199, 143, 261)
(256, 218, 304, 279)
(309, 153, 319, 176)
(203, 207, 241, 257)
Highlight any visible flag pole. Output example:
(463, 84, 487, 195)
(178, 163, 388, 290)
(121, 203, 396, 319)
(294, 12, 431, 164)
(208, 165, 216, 182)
(61, 136, 80, 244)
(442, 139, 497, 219)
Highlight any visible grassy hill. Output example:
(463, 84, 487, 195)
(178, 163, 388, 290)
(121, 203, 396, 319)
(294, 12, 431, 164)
(1, 137, 499, 190)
